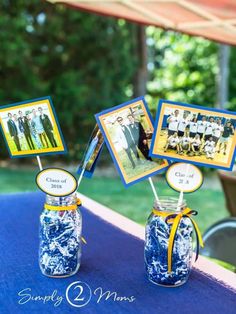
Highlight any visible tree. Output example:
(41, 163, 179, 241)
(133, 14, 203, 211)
(0, 1, 138, 160)
(145, 28, 218, 115)
(228, 46, 236, 112)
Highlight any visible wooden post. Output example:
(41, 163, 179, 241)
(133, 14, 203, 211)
(217, 44, 230, 109)
(133, 25, 148, 97)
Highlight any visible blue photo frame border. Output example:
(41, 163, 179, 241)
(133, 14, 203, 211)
(77, 143, 104, 178)
(149, 99, 236, 171)
(95, 96, 170, 187)
(0, 96, 67, 158)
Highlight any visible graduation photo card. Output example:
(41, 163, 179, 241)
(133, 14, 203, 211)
(0, 97, 67, 158)
(95, 97, 169, 187)
(77, 123, 104, 178)
(150, 99, 236, 170)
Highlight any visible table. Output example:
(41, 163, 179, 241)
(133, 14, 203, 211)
(0, 192, 235, 314)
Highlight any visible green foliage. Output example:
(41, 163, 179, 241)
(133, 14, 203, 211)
(145, 28, 219, 112)
(0, 2, 235, 163)
(0, 1, 138, 160)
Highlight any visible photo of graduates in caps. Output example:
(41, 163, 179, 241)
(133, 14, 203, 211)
(151, 101, 236, 170)
(0, 98, 66, 157)
(96, 99, 168, 185)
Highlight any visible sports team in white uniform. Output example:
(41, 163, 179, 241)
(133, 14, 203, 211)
(164, 109, 234, 160)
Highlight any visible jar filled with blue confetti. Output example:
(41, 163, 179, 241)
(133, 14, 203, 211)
(145, 198, 194, 287)
(39, 193, 82, 278)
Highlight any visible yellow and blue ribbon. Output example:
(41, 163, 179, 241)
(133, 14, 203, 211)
(152, 207, 204, 273)
(44, 198, 82, 211)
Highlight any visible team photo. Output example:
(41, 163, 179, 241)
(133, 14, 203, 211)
(150, 100, 236, 170)
(0, 97, 66, 157)
(96, 98, 169, 186)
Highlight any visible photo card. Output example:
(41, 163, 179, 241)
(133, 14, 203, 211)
(77, 123, 104, 178)
(150, 99, 236, 170)
(95, 96, 169, 187)
(0, 96, 67, 158)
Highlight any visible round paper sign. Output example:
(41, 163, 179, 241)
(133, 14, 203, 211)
(166, 163, 203, 193)
(36, 168, 78, 197)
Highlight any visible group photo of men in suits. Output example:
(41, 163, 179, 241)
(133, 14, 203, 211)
(105, 106, 162, 180)
(116, 114, 152, 169)
(5, 106, 58, 153)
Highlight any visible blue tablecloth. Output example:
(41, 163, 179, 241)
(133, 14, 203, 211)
(0, 192, 235, 314)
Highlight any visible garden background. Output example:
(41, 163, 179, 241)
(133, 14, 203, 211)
(0, 1, 235, 236)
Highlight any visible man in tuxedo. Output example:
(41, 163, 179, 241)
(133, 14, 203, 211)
(127, 114, 152, 161)
(38, 107, 57, 147)
(18, 110, 35, 150)
(116, 116, 140, 168)
(7, 113, 21, 151)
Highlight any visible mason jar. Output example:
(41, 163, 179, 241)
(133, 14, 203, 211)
(144, 198, 193, 287)
(39, 193, 82, 277)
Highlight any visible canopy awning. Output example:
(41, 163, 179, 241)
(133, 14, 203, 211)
(47, 0, 236, 45)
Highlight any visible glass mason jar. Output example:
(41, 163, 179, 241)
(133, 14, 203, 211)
(144, 198, 193, 287)
(39, 193, 82, 278)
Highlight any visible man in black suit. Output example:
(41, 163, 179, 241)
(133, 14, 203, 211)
(18, 110, 35, 150)
(127, 114, 152, 161)
(7, 113, 21, 151)
(38, 107, 57, 147)
(116, 116, 140, 168)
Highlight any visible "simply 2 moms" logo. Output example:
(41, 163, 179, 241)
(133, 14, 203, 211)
(18, 281, 136, 308)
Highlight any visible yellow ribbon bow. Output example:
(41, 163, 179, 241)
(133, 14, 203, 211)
(152, 207, 204, 273)
(44, 198, 82, 211)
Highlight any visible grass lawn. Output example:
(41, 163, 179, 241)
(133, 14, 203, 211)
(4, 129, 62, 155)
(0, 168, 229, 233)
(117, 148, 163, 180)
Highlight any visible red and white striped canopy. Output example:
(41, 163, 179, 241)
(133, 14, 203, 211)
(47, 0, 236, 45)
